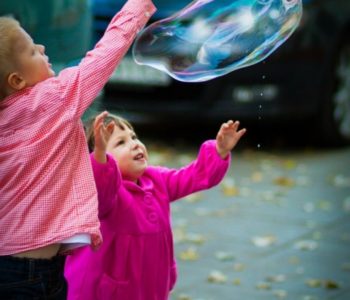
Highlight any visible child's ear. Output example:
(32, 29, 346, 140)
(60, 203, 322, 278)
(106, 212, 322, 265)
(7, 72, 26, 91)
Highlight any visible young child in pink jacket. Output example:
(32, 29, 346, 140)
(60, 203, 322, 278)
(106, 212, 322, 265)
(65, 111, 246, 299)
(0, 0, 155, 298)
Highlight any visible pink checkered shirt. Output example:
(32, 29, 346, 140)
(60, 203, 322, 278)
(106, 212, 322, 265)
(0, 0, 156, 255)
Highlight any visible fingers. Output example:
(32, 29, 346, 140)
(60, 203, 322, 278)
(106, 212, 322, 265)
(106, 121, 115, 134)
(221, 120, 245, 132)
(94, 111, 108, 125)
(94, 111, 113, 132)
(236, 127, 247, 139)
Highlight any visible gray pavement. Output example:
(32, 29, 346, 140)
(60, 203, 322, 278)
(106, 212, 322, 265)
(147, 144, 350, 300)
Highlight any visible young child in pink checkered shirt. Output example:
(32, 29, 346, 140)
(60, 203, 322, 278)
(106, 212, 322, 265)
(0, 0, 156, 298)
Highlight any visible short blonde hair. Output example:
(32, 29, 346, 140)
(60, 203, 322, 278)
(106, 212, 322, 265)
(85, 112, 134, 152)
(0, 16, 21, 99)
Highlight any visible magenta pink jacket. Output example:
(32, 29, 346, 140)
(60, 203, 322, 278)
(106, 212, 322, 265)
(65, 140, 230, 300)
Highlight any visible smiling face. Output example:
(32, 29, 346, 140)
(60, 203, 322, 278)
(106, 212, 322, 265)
(106, 123, 148, 182)
(12, 26, 55, 87)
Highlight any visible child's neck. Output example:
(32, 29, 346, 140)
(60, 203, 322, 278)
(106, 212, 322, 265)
(1, 85, 16, 100)
(1, 85, 26, 100)
(0, 91, 7, 101)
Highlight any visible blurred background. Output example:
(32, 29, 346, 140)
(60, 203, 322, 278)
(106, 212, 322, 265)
(88, 0, 350, 147)
(1, 0, 350, 146)
(1, 1, 350, 299)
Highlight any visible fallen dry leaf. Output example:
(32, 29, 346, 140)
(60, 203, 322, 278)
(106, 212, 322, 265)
(233, 263, 246, 272)
(221, 177, 239, 196)
(232, 278, 241, 286)
(256, 281, 272, 290)
(331, 174, 350, 187)
(251, 171, 263, 182)
(323, 280, 340, 289)
(215, 251, 235, 261)
(305, 278, 340, 289)
(288, 256, 301, 265)
(341, 262, 350, 271)
(340, 233, 350, 242)
(295, 266, 305, 275)
(301, 296, 318, 300)
(343, 196, 350, 212)
(266, 274, 286, 283)
(273, 176, 295, 187)
(283, 159, 297, 170)
(179, 247, 199, 261)
(305, 278, 322, 288)
(260, 190, 284, 204)
(295, 176, 310, 186)
(184, 193, 203, 203)
(317, 200, 332, 211)
(194, 207, 210, 216)
(185, 233, 206, 245)
(303, 202, 315, 213)
(252, 235, 277, 247)
(207, 270, 228, 284)
(294, 240, 318, 251)
(173, 227, 187, 244)
(272, 289, 288, 299)
(177, 294, 192, 300)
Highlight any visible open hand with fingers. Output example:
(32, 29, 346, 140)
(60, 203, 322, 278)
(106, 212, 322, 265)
(93, 111, 115, 163)
(216, 120, 246, 159)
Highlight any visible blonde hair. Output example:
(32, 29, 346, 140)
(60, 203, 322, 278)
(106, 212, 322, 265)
(85, 112, 134, 152)
(0, 16, 21, 100)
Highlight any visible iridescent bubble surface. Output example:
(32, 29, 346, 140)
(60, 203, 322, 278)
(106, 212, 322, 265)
(132, 0, 303, 82)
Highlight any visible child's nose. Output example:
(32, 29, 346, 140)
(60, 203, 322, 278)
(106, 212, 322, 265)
(37, 44, 45, 54)
(131, 140, 139, 149)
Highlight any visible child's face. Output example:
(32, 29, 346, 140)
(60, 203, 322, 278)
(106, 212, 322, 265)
(13, 27, 55, 87)
(106, 124, 148, 182)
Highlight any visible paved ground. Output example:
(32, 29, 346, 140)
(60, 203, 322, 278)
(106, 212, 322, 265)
(146, 142, 350, 300)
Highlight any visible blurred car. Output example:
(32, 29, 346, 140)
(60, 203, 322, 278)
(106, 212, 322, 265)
(0, 0, 92, 73)
(92, 0, 350, 145)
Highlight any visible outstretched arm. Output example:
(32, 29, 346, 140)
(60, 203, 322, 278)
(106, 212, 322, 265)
(56, 0, 156, 119)
(155, 120, 246, 202)
(90, 111, 121, 218)
(93, 111, 115, 163)
(216, 120, 246, 159)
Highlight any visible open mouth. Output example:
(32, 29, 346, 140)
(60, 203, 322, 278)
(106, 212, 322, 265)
(134, 153, 144, 160)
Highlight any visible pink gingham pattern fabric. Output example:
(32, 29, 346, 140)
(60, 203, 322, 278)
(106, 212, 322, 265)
(0, 0, 156, 255)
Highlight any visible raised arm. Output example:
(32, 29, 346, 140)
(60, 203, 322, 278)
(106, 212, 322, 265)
(90, 112, 120, 219)
(93, 111, 115, 163)
(156, 120, 246, 201)
(54, 0, 156, 118)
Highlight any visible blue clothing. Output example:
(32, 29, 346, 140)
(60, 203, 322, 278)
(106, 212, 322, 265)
(0, 255, 66, 299)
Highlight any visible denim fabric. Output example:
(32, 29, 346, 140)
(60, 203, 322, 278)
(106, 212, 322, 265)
(0, 255, 67, 300)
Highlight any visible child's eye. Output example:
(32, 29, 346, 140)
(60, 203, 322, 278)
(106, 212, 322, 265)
(131, 134, 138, 140)
(116, 140, 124, 146)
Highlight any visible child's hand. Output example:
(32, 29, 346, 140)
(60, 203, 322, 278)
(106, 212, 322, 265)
(93, 111, 114, 163)
(216, 120, 246, 159)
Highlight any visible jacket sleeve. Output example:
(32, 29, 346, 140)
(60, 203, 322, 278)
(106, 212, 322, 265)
(90, 153, 122, 219)
(158, 140, 231, 201)
(51, 0, 156, 119)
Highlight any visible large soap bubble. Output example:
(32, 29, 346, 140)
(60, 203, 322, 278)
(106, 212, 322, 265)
(132, 0, 303, 82)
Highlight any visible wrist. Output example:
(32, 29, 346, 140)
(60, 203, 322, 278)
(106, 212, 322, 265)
(94, 149, 107, 163)
(216, 145, 228, 159)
